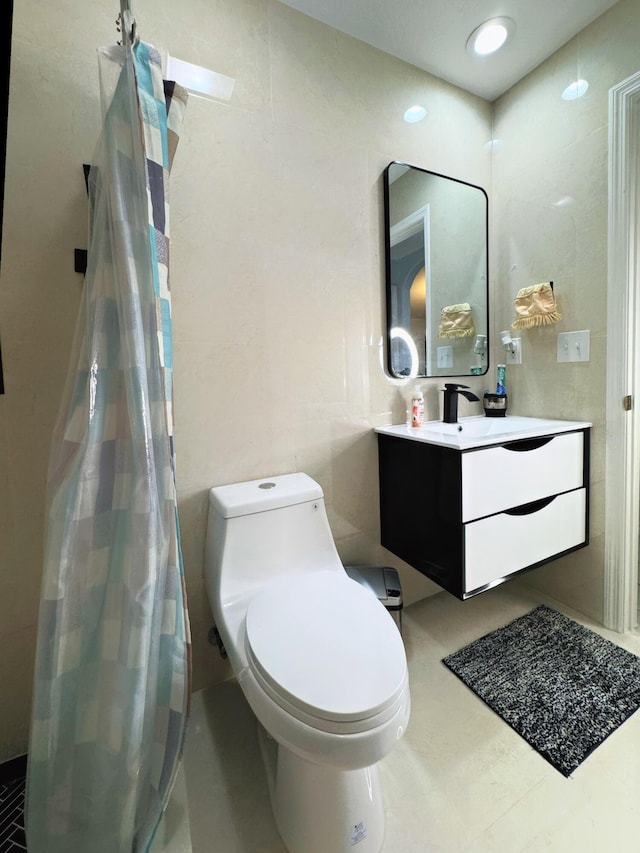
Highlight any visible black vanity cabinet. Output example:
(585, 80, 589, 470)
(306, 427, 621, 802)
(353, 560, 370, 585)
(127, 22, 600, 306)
(376, 423, 590, 600)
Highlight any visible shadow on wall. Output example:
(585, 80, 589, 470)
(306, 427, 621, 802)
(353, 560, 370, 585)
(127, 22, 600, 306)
(0, 0, 13, 393)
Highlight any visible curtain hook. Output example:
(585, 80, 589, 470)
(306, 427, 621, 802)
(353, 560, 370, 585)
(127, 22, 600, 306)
(117, 9, 138, 46)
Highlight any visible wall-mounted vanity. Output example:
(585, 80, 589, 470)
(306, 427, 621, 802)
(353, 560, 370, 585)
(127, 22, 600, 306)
(375, 416, 591, 599)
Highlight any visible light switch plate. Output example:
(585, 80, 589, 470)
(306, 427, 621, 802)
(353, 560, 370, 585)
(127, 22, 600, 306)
(557, 330, 590, 362)
(437, 346, 453, 369)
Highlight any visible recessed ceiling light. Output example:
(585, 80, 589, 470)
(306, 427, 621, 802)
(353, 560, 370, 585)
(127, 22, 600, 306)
(562, 79, 589, 100)
(404, 105, 427, 123)
(466, 17, 515, 57)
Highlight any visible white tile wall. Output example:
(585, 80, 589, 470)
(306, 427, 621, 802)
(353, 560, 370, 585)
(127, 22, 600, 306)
(1, 0, 639, 763)
(492, 0, 640, 625)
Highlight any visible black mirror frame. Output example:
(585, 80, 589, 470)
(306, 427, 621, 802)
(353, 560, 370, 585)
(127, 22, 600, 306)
(383, 160, 490, 380)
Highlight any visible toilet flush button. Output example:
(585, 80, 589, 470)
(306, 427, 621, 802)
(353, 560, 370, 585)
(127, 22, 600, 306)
(259, 482, 277, 489)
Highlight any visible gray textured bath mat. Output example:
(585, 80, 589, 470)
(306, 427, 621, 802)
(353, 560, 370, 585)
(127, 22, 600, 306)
(443, 604, 640, 776)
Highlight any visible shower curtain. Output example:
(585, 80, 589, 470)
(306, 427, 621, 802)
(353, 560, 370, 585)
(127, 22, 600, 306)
(26, 34, 191, 853)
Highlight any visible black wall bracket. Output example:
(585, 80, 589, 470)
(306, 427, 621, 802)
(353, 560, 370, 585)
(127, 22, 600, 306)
(74, 163, 91, 274)
(74, 248, 88, 274)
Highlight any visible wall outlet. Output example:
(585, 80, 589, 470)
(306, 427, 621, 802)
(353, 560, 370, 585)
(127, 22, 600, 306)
(557, 330, 590, 362)
(437, 346, 453, 369)
(505, 337, 522, 365)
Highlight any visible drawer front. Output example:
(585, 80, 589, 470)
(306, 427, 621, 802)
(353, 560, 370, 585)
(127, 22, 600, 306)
(461, 431, 584, 522)
(464, 488, 587, 593)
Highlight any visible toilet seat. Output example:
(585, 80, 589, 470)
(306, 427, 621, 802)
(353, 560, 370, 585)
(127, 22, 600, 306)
(244, 571, 407, 730)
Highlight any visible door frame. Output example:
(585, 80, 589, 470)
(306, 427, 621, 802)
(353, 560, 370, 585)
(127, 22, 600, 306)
(604, 70, 640, 632)
(390, 205, 432, 375)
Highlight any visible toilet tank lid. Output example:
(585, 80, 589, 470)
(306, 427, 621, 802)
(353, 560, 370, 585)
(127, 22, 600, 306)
(209, 472, 324, 518)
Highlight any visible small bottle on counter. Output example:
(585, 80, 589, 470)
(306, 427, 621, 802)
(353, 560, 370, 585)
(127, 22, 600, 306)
(411, 386, 425, 428)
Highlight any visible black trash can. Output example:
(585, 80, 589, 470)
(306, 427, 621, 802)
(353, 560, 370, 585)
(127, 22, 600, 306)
(344, 565, 403, 635)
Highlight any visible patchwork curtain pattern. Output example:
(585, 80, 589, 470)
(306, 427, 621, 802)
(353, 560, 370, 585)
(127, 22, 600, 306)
(26, 38, 191, 853)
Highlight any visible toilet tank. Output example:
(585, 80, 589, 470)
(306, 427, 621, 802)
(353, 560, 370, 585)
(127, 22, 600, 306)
(205, 473, 344, 609)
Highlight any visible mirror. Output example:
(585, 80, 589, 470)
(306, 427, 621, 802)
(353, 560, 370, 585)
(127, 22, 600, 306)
(383, 161, 489, 378)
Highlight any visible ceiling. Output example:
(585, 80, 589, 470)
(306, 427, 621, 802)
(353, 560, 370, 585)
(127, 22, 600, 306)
(279, 0, 620, 101)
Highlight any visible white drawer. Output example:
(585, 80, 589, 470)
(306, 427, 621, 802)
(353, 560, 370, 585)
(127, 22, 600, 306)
(464, 488, 587, 593)
(461, 431, 584, 522)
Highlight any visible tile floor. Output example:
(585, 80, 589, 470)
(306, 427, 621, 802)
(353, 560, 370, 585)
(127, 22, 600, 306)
(182, 580, 640, 852)
(0, 774, 26, 852)
(0, 765, 191, 853)
(150, 765, 193, 853)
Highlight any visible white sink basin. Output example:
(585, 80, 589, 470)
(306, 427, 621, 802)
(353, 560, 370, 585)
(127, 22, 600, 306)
(375, 415, 592, 450)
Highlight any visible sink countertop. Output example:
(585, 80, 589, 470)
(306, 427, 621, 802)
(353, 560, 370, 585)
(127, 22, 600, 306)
(374, 415, 592, 450)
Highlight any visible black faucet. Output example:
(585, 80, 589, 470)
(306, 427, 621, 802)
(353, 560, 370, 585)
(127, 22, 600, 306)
(442, 383, 480, 424)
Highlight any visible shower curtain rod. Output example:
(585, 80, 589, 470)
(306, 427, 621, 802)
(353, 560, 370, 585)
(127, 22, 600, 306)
(119, 0, 137, 45)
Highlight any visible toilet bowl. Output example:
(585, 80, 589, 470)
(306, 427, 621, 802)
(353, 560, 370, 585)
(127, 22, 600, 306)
(204, 472, 410, 853)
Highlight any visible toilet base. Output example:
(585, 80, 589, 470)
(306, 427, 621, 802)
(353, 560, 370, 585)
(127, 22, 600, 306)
(258, 724, 385, 853)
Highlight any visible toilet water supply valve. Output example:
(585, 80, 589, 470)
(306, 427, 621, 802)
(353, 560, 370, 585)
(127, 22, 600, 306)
(208, 625, 227, 659)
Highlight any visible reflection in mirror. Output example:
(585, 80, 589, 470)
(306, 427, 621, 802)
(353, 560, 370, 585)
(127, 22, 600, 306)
(383, 162, 489, 378)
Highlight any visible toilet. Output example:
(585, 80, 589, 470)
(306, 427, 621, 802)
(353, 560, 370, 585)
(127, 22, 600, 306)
(204, 472, 410, 853)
